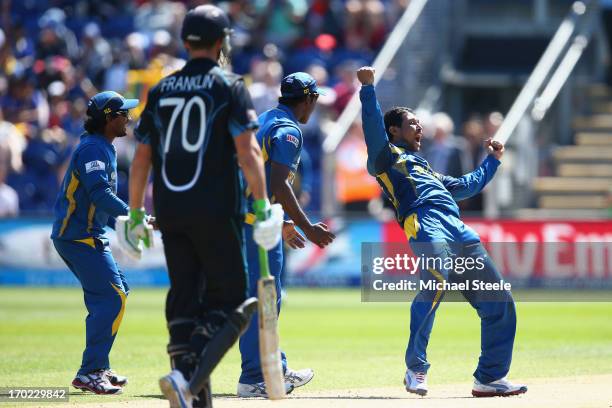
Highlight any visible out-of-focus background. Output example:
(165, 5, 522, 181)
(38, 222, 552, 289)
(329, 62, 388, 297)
(0, 0, 611, 288)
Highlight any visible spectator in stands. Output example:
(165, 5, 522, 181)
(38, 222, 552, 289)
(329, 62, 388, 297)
(35, 8, 78, 61)
(344, 0, 387, 51)
(135, 0, 185, 42)
(60, 97, 86, 141)
(459, 116, 487, 213)
(333, 60, 360, 115)
(0, 108, 25, 175)
(463, 115, 487, 168)
(254, 0, 309, 48)
(9, 126, 71, 213)
(0, 28, 16, 78)
(249, 59, 283, 114)
(303, 0, 345, 44)
(79, 23, 113, 89)
(484, 111, 503, 141)
(1, 72, 49, 129)
(124, 32, 149, 70)
(0, 0, 402, 215)
(0, 143, 19, 218)
(47, 80, 69, 129)
(423, 112, 471, 178)
(11, 22, 36, 65)
(0, 144, 18, 218)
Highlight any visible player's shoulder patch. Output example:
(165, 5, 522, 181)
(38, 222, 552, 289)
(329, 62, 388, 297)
(85, 160, 106, 173)
(286, 133, 300, 148)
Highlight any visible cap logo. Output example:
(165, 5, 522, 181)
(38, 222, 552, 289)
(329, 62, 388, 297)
(104, 108, 112, 114)
(187, 34, 201, 41)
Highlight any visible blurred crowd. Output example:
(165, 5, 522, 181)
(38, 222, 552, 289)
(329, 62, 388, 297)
(0, 0, 498, 219)
(0, 0, 408, 217)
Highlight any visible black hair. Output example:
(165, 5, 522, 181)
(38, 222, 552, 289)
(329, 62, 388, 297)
(185, 37, 221, 50)
(278, 94, 311, 108)
(84, 115, 107, 134)
(384, 106, 413, 140)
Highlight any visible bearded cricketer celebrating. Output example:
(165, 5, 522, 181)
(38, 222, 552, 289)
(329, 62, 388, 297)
(357, 66, 527, 398)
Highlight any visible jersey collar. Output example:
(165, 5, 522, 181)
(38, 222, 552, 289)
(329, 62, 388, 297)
(83, 132, 115, 150)
(185, 57, 218, 69)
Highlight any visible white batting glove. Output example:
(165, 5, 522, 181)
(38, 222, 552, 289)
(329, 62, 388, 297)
(116, 208, 154, 260)
(253, 201, 284, 251)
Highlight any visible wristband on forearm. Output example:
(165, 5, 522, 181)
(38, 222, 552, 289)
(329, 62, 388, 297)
(253, 199, 271, 221)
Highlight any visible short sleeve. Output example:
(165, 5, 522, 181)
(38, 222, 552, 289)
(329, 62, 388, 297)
(228, 79, 259, 138)
(134, 90, 155, 145)
(269, 126, 301, 169)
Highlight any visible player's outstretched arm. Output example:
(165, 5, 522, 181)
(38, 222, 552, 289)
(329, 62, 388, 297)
(270, 161, 334, 248)
(438, 139, 504, 201)
(357, 66, 393, 175)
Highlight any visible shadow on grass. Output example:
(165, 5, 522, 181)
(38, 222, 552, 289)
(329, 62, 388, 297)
(136, 394, 166, 399)
(214, 394, 475, 400)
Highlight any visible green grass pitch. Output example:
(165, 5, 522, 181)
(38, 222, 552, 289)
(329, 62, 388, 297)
(1, 287, 611, 404)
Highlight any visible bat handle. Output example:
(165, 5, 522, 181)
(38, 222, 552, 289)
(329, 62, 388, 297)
(258, 247, 271, 279)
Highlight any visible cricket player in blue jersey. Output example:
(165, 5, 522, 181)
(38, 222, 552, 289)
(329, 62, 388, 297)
(51, 91, 153, 395)
(237, 72, 336, 397)
(357, 67, 527, 398)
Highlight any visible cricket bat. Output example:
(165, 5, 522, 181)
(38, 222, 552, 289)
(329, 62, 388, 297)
(257, 247, 286, 400)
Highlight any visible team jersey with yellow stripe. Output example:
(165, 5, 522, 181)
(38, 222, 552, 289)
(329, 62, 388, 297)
(245, 104, 302, 224)
(360, 85, 500, 227)
(51, 133, 128, 241)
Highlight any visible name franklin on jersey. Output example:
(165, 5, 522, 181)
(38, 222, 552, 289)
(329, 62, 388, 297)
(160, 74, 216, 93)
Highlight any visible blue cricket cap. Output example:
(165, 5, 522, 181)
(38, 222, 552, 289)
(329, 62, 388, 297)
(280, 72, 325, 98)
(87, 91, 139, 118)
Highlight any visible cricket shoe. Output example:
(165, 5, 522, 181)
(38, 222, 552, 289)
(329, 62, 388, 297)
(404, 369, 428, 396)
(159, 369, 195, 408)
(72, 370, 123, 395)
(105, 369, 128, 387)
(284, 367, 314, 389)
(472, 377, 528, 397)
(237, 381, 294, 398)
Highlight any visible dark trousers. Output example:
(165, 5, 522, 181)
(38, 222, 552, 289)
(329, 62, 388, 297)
(160, 216, 248, 325)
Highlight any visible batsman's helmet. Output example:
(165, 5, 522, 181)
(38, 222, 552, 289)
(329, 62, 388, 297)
(181, 5, 231, 44)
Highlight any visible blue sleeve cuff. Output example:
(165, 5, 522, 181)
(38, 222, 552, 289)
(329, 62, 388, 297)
(134, 130, 151, 145)
(359, 85, 376, 100)
(230, 119, 259, 138)
(484, 154, 501, 168)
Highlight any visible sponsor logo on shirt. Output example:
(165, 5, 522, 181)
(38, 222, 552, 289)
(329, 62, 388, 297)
(85, 160, 106, 173)
(286, 134, 299, 148)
